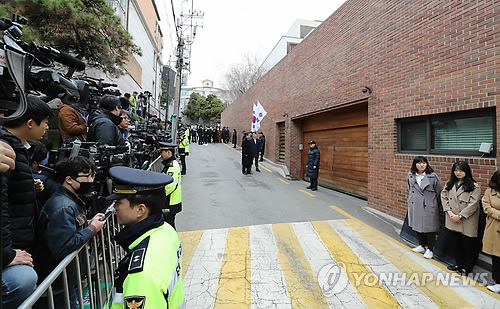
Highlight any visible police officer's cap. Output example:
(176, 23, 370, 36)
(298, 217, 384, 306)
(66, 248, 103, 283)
(159, 142, 177, 151)
(106, 166, 173, 200)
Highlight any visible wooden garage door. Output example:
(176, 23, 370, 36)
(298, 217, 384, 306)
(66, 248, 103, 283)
(301, 102, 368, 198)
(278, 122, 285, 163)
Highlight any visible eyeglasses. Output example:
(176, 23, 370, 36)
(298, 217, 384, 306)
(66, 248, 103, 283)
(76, 173, 95, 181)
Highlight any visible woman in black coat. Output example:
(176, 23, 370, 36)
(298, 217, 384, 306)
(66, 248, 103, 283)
(241, 133, 253, 175)
(232, 129, 237, 148)
(306, 140, 320, 190)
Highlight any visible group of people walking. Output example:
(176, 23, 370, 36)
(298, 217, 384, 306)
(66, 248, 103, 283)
(241, 131, 265, 175)
(407, 157, 500, 293)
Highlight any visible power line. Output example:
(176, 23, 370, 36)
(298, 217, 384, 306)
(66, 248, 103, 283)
(170, 0, 180, 40)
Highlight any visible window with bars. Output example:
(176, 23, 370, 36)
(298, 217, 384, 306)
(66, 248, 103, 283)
(397, 108, 495, 156)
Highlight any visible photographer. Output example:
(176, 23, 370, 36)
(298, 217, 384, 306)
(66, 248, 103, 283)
(34, 156, 106, 309)
(58, 99, 88, 143)
(87, 95, 126, 146)
(29, 140, 59, 207)
(1, 95, 52, 308)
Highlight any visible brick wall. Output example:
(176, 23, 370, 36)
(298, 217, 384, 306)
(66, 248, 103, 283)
(221, 0, 499, 219)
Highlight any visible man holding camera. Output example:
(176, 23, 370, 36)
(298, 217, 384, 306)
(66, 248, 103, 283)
(105, 167, 184, 309)
(87, 95, 126, 146)
(34, 156, 106, 308)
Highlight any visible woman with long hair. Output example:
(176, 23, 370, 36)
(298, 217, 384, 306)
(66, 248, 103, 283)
(482, 170, 500, 293)
(407, 156, 442, 259)
(441, 161, 481, 275)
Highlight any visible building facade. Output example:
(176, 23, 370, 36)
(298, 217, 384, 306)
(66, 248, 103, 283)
(221, 0, 499, 220)
(260, 19, 322, 72)
(181, 79, 228, 119)
(88, 0, 165, 116)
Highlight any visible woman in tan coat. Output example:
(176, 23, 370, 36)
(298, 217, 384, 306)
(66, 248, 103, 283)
(482, 170, 500, 293)
(441, 161, 481, 276)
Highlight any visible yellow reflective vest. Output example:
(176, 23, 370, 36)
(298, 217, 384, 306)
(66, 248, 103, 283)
(162, 157, 182, 213)
(179, 135, 189, 155)
(106, 221, 184, 309)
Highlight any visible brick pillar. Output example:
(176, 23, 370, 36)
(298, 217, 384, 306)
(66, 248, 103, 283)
(285, 119, 302, 179)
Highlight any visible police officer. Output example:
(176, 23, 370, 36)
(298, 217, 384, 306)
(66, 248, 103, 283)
(105, 166, 184, 309)
(159, 142, 183, 229)
(177, 133, 189, 175)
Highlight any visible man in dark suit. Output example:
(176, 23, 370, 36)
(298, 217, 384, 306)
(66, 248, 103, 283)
(241, 133, 253, 175)
(251, 132, 261, 172)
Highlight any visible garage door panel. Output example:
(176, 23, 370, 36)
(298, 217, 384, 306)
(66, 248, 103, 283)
(302, 103, 368, 198)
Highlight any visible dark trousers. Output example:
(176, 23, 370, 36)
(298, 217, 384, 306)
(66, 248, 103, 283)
(242, 165, 252, 174)
(259, 152, 264, 161)
(180, 155, 186, 174)
(415, 232, 436, 250)
(448, 229, 477, 272)
(492, 255, 500, 284)
(254, 157, 259, 170)
(310, 177, 318, 189)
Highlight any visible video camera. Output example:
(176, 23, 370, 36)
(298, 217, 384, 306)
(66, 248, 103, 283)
(0, 14, 87, 119)
(74, 76, 121, 113)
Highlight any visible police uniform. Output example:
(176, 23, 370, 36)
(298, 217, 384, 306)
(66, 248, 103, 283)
(159, 142, 182, 229)
(177, 134, 188, 175)
(105, 167, 184, 309)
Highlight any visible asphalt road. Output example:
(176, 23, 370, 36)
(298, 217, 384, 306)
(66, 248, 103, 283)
(176, 141, 395, 236)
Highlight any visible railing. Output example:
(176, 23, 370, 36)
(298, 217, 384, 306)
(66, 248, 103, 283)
(17, 158, 165, 308)
(18, 213, 125, 309)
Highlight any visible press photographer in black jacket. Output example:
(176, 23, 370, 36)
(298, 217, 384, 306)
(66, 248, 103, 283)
(87, 95, 126, 146)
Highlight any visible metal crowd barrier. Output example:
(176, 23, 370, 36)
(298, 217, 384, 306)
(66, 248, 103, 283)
(147, 155, 164, 172)
(18, 156, 165, 308)
(18, 213, 125, 309)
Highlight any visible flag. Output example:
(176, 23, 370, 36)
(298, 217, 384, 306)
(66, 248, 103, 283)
(251, 103, 257, 131)
(251, 101, 267, 132)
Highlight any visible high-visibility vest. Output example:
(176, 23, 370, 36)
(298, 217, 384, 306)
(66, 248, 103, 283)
(179, 136, 189, 154)
(105, 223, 184, 308)
(164, 158, 182, 212)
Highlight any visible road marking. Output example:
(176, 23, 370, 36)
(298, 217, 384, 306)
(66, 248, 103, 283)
(178, 230, 204, 278)
(329, 205, 500, 300)
(279, 178, 289, 184)
(259, 165, 272, 173)
(273, 223, 330, 308)
(299, 189, 315, 197)
(214, 227, 250, 308)
(250, 224, 292, 309)
(333, 220, 443, 309)
(344, 219, 495, 309)
(292, 222, 367, 309)
(183, 228, 228, 308)
(223, 142, 241, 154)
(312, 221, 402, 308)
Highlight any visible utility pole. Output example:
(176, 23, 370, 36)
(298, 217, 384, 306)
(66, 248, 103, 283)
(171, 38, 184, 142)
(170, 1, 203, 143)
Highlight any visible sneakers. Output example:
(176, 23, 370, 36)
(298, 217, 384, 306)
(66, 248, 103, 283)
(423, 249, 433, 259)
(412, 245, 426, 253)
(487, 284, 500, 293)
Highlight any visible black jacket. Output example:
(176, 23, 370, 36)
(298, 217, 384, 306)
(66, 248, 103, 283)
(241, 139, 253, 166)
(87, 108, 125, 146)
(306, 145, 320, 179)
(0, 127, 37, 268)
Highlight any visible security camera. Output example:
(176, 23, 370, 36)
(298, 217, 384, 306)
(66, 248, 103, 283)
(362, 86, 372, 94)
